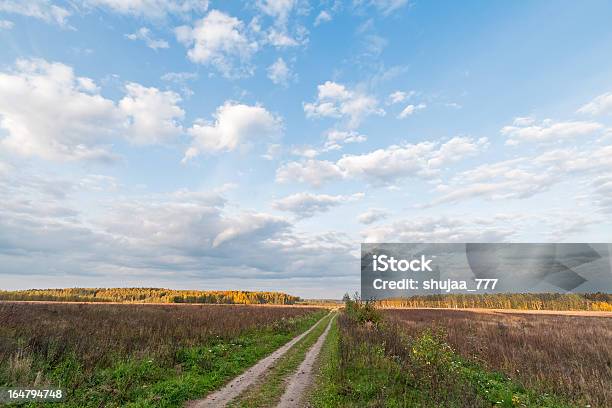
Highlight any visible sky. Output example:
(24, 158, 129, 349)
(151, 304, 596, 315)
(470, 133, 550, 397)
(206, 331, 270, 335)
(1, 0, 612, 298)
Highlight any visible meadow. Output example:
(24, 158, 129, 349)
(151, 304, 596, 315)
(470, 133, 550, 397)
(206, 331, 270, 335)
(0, 302, 323, 407)
(2, 298, 611, 407)
(309, 300, 611, 408)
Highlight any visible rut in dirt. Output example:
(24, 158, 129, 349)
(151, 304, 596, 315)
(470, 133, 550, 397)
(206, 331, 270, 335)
(276, 314, 335, 408)
(184, 312, 330, 408)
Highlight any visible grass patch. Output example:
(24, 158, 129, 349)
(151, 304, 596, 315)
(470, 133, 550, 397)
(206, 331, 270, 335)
(309, 299, 577, 408)
(228, 312, 335, 408)
(1, 305, 326, 408)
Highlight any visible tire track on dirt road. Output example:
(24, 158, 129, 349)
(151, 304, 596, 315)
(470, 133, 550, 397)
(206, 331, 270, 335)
(276, 314, 335, 408)
(185, 312, 331, 408)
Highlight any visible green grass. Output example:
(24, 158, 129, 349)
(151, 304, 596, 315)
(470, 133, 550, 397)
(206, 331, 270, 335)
(228, 312, 335, 408)
(8, 309, 327, 408)
(308, 309, 576, 408)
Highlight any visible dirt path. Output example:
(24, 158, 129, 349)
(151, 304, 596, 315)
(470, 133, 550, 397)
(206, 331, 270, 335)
(185, 312, 330, 408)
(276, 315, 335, 408)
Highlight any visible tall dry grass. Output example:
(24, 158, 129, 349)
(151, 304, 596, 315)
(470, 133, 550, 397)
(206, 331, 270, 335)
(385, 309, 612, 407)
(0, 302, 318, 381)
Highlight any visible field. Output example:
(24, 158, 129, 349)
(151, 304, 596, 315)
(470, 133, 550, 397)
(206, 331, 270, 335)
(1, 299, 611, 407)
(308, 301, 612, 408)
(0, 302, 323, 407)
(385, 309, 612, 406)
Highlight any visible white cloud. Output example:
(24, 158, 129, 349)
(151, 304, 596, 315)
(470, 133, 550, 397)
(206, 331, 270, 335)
(126, 27, 169, 50)
(427, 136, 489, 168)
(388, 90, 414, 104)
(314, 10, 332, 26)
(324, 130, 367, 150)
(354, 0, 410, 16)
(501, 118, 603, 145)
(267, 57, 293, 86)
(86, 0, 208, 19)
(0, 59, 187, 161)
(0, 59, 123, 161)
(291, 146, 319, 158)
(175, 10, 258, 78)
(0, 170, 357, 295)
(429, 144, 612, 206)
(161, 72, 198, 82)
(577, 92, 612, 116)
(304, 81, 385, 128)
(0, 0, 70, 26)
(277, 136, 488, 186)
(276, 159, 344, 187)
(185, 102, 282, 159)
(262, 143, 282, 160)
(357, 208, 389, 225)
(119, 83, 184, 145)
(0, 19, 14, 29)
(266, 28, 304, 47)
(397, 102, 426, 119)
(591, 175, 612, 213)
(257, 0, 297, 27)
(361, 215, 514, 243)
(256, 0, 308, 48)
(273, 192, 364, 218)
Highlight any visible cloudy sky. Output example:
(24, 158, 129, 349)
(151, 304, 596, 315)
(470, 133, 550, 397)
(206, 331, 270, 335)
(1, 1, 612, 298)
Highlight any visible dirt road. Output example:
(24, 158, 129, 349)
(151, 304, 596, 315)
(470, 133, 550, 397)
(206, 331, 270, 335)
(185, 312, 331, 408)
(276, 314, 335, 408)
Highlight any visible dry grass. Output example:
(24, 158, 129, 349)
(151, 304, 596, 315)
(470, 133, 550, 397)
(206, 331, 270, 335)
(385, 309, 612, 407)
(0, 302, 319, 376)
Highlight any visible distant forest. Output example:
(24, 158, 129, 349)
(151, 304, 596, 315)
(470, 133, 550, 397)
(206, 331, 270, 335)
(374, 293, 612, 311)
(0, 288, 301, 305)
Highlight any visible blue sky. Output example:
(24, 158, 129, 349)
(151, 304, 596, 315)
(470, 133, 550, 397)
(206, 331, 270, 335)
(1, 1, 612, 298)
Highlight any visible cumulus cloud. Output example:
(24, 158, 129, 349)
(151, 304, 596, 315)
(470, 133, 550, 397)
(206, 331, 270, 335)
(397, 103, 426, 119)
(357, 208, 389, 224)
(175, 10, 258, 78)
(501, 117, 603, 145)
(0, 59, 123, 161)
(119, 82, 184, 145)
(257, 0, 297, 27)
(125, 27, 169, 50)
(0, 59, 186, 161)
(314, 10, 332, 26)
(276, 159, 344, 187)
(0, 0, 71, 26)
(324, 130, 367, 150)
(256, 0, 308, 48)
(86, 0, 208, 19)
(577, 92, 612, 116)
(267, 57, 293, 86)
(273, 192, 364, 218)
(276, 136, 488, 186)
(184, 102, 282, 159)
(304, 81, 385, 128)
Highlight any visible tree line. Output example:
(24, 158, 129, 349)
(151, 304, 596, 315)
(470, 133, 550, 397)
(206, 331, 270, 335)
(0, 288, 301, 305)
(373, 293, 612, 311)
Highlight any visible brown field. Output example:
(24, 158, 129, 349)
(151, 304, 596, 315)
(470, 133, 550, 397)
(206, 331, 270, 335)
(385, 308, 612, 407)
(0, 302, 319, 376)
